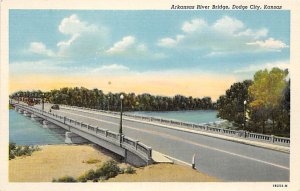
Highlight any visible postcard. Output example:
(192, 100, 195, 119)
(1, 0, 300, 191)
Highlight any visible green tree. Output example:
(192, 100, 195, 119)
(217, 80, 252, 129)
(248, 68, 289, 133)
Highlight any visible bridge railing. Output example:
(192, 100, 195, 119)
(14, 104, 152, 161)
(59, 104, 290, 147)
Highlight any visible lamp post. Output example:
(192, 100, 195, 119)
(243, 100, 247, 130)
(17, 93, 20, 104)
(108, 96, 110, 111)
(42, 93, 45, 111)
(119, 94, 124, 136)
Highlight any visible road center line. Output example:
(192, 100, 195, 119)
(56, 109, 289, 171)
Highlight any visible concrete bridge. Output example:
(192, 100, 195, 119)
(11, 101, 290, 181)
(13, 103, 153, 166)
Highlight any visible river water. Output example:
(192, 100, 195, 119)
(9, 110, 65, 145)
(126, 110, 221, 124)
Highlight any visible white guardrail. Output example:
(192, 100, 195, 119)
(14, 103, 152, 161)
(60, 104, 290, 147)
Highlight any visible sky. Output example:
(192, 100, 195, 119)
(9, 10, 290, 101)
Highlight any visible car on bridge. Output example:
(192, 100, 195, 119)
(51, 104, 60, 110)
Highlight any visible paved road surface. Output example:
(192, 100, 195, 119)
(39, 104, 289, 181)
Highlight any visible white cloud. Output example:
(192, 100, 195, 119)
(237, 28, 268, 39)
(10, 60, 129, 77)
(234, 60, 290, 74)
(91, 64, 129, 73)
(106, 36, 165, 59)
(29, 42, 55, 57)
(57, 33, 80, 48)
(157, 16, 287, 54)
(182, 19, 207, 33)
(58, 14, 97, 35)
(106, 36, 136, 54)
(56, 14, 108, 58)
(246, 38, 289, 51)
(136, 44, 147, 52)
(157, 35, 184, 48)
(213, 16, 245, 34)
(10, 60, 68, 75)
(26, 14, 164, 61)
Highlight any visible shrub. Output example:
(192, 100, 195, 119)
(9, 143, 16, 160)
(77, 174, 87, 182)
(85, 169, 96, 180)
(98, 176, 108, 181)
(53, 176, 77, 182)
(95, 160, 120, 179)
(9, 143, 41, 159)
(77, 169, 98, 182)
(124, 166, 136, 174)
(119, 168, 125, 174)
(9, 152, 15, 160)
(77, 160, 123, 182)
(9, 142, 16, 151)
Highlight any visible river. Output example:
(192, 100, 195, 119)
(126, 110, 221, 124)
(9, 110, 66, 145)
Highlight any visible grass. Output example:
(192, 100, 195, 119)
(83, 158, 101, 164)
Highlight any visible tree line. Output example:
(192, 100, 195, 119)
(217, 68, 290, 137)
(10, 67, 289, 136)
(10, 88, 215, 111)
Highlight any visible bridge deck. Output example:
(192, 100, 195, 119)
(12, 102, 290, 181)
(29, 103, 290, 182)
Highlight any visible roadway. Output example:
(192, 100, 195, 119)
(37, 104, 289, 181)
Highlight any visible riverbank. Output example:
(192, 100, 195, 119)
(9, 144, 219, 182)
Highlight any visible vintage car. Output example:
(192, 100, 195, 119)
(51, 104, 60, 110)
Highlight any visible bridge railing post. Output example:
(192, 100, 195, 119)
(135, 140, 139, 150)
(148, 147, 152, 158)
(121, 134, 124, 143)
(271, 135, 274, 143)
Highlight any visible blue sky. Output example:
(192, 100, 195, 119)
(9, 10, 290, 100)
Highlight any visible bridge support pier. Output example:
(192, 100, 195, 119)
(65, 132, 89, 144)
(123, 150, 152, 167)
(31, 114, 43, 122)
(42, 120, 60, 129)
(43, 120, 49, 126)
(23, 111, 31, 117)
